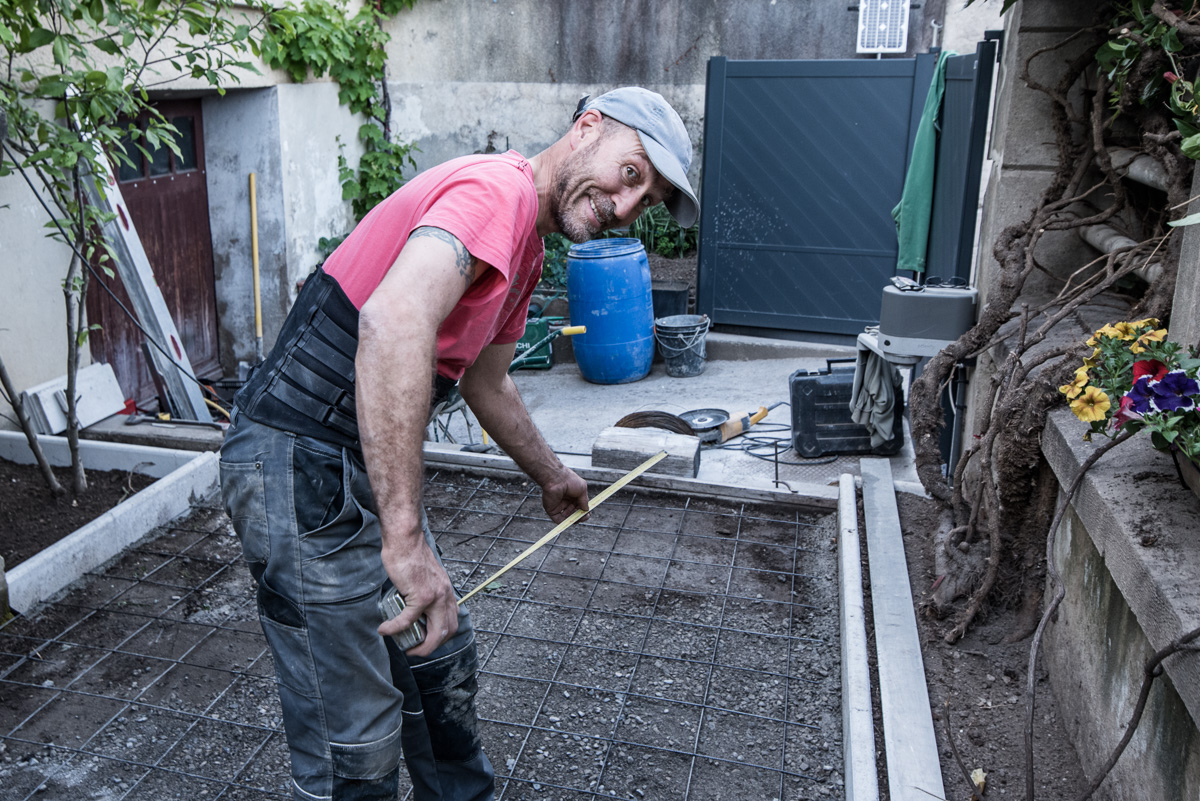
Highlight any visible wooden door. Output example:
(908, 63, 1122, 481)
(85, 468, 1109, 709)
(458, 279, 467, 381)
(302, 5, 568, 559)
(87, 98, 220, 407)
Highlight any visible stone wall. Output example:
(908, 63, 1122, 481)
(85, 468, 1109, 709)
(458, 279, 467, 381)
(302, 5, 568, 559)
(967, 2, 1200, 796)
(1041, 410, 1200, 800)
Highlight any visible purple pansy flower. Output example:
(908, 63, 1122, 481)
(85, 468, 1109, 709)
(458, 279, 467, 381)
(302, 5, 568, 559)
(1125, 375, 1156, 414)
(1148, 370, 1200, 412)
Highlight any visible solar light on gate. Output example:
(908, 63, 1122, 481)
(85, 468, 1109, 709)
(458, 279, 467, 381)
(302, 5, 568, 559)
(857, 0, 910, 54)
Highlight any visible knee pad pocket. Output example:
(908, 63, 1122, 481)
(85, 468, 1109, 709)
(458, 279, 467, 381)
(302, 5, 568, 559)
(330, 724, 403, 781)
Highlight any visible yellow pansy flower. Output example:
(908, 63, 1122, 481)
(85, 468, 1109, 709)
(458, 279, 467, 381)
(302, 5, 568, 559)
(1082, 348, 1101, 368)
(1130, 318, 1160, 329)
(1070, 386, 1110, 422)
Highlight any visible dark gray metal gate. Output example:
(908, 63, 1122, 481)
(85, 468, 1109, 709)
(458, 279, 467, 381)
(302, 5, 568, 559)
(697, 41, 997, 337)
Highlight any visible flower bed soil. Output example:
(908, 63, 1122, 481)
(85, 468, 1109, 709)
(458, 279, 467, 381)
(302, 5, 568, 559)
(894, 493, 1089, 800)
(1, 457, 155, 570)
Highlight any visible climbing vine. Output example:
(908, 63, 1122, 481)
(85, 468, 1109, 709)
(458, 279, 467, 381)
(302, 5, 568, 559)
(911, 2, 1199, 798)
(261, 0, 417, 220)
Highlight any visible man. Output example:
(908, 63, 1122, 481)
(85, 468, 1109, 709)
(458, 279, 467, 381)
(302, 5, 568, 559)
(219, 87, 699, 801)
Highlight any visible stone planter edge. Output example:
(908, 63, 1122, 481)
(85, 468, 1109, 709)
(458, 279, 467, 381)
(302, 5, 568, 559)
(0, 430, 219, 614)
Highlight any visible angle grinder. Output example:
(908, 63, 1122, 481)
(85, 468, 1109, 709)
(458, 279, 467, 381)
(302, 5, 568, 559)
(680, 402, 782, 443)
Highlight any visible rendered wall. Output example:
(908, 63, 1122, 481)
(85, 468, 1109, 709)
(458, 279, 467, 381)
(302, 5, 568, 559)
(384, 0, 943, 174)
(204, 88, 289, 373)
(277, 82, 366, 289)
(0, 169, 82, 431)
(203, 83, 365, 372)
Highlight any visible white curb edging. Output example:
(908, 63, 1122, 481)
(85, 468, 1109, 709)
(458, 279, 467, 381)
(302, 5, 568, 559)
(1, 431, 219, 614)
(860, 457, 945, 801)
(839, 473, 880, 801)
(0, 430, 202, 477)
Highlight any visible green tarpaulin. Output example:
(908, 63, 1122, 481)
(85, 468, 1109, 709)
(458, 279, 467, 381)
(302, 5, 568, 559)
(892, 50, 955, 274)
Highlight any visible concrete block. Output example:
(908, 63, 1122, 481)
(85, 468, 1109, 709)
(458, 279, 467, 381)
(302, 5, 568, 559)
(591, 426, 700, 478)
(1042, 504, 1200, 801)
(995, 31, 1094, 168)
(1172, 168, 1200, 350)
(1033, 226, 1105, 283)
(1016, 0, 1106, 31)
(974, 165, 1058, 310)
(1041, 408, 1200, 729)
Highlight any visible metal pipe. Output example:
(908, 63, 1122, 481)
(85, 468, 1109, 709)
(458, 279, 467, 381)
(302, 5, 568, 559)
(250, 173, 263, 363)
(1067, 203, 1164, 285)
(1109, 148, 1169, 192)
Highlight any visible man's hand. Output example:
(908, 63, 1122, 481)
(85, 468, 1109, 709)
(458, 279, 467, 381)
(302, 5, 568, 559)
(541, 467, 590, 523)
(378, 536, 459, 657)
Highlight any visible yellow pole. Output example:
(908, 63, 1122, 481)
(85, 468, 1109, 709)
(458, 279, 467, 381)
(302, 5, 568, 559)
(250, 173, 263, 362)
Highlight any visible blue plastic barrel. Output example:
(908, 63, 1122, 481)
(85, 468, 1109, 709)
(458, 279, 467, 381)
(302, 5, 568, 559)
(566, 238, 654, 384)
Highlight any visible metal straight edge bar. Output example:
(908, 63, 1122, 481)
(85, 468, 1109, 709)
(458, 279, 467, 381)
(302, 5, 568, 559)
(860, 457, 945, 801)
(457, 450, 667, 606)
(838, 473, 880, 801)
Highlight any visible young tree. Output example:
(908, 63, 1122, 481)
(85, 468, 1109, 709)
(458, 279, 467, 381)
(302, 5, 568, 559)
(0, 0, 266, 495)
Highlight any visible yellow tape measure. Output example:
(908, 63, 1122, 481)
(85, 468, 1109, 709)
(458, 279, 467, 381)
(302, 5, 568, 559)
(457, 451, 666, 606)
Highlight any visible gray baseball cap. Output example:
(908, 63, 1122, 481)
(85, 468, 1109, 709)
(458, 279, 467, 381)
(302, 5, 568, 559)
(574, 87, 699, 228)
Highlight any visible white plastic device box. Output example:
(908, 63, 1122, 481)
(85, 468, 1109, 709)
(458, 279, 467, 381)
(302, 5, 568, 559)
(878, 284, 978, 358)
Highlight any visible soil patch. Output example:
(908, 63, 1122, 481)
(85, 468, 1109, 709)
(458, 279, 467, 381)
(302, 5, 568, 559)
(893, 492, 1087, 800)
(647, 253, 697, 289)
(1, 458, 156, 570)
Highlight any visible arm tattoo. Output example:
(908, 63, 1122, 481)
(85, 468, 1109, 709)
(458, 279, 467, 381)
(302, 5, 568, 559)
(409, 226, 478, 286)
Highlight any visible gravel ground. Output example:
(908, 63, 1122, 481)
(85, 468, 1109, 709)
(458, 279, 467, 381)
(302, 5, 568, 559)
(0, 469, 840, 801)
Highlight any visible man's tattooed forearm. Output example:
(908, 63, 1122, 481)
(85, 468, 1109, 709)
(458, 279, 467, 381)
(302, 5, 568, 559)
(409, 226, 477, 285)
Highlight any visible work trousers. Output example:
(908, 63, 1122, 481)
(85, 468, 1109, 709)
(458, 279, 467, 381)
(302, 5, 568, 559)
(219, 410, 494, 801)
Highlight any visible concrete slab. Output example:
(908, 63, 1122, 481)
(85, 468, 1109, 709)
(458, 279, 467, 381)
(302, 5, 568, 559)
(860, 458, 944, 801)
(438, 354, 922, 496)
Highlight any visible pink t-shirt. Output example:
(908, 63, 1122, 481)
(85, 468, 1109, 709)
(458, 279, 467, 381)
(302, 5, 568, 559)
(323, 151, 543, 381)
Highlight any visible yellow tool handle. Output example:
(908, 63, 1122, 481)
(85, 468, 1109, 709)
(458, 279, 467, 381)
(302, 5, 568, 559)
(560, 325, 587, 336)
(457, 450, 666, 606)
(718, 406, 770, 443)
(249, 173, 262, 342)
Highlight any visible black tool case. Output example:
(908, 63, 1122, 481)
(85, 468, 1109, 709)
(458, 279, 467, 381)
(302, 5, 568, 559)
(789, 358, 904, 457)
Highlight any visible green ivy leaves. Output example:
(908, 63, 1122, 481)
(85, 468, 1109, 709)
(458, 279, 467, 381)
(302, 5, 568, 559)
(261, 0, 418, 220)
(1098, 2, 1200, 159)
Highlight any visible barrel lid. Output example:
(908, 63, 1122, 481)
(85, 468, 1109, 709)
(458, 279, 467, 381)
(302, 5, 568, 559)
(568, 238, 646, 259)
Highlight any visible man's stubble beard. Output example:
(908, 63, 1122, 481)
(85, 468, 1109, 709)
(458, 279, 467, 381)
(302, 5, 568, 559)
(551, 139, 615, 244)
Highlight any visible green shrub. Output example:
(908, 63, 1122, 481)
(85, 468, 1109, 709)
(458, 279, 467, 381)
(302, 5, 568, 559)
(610, 204, 698, 259)
(540, 205, 699, 288)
